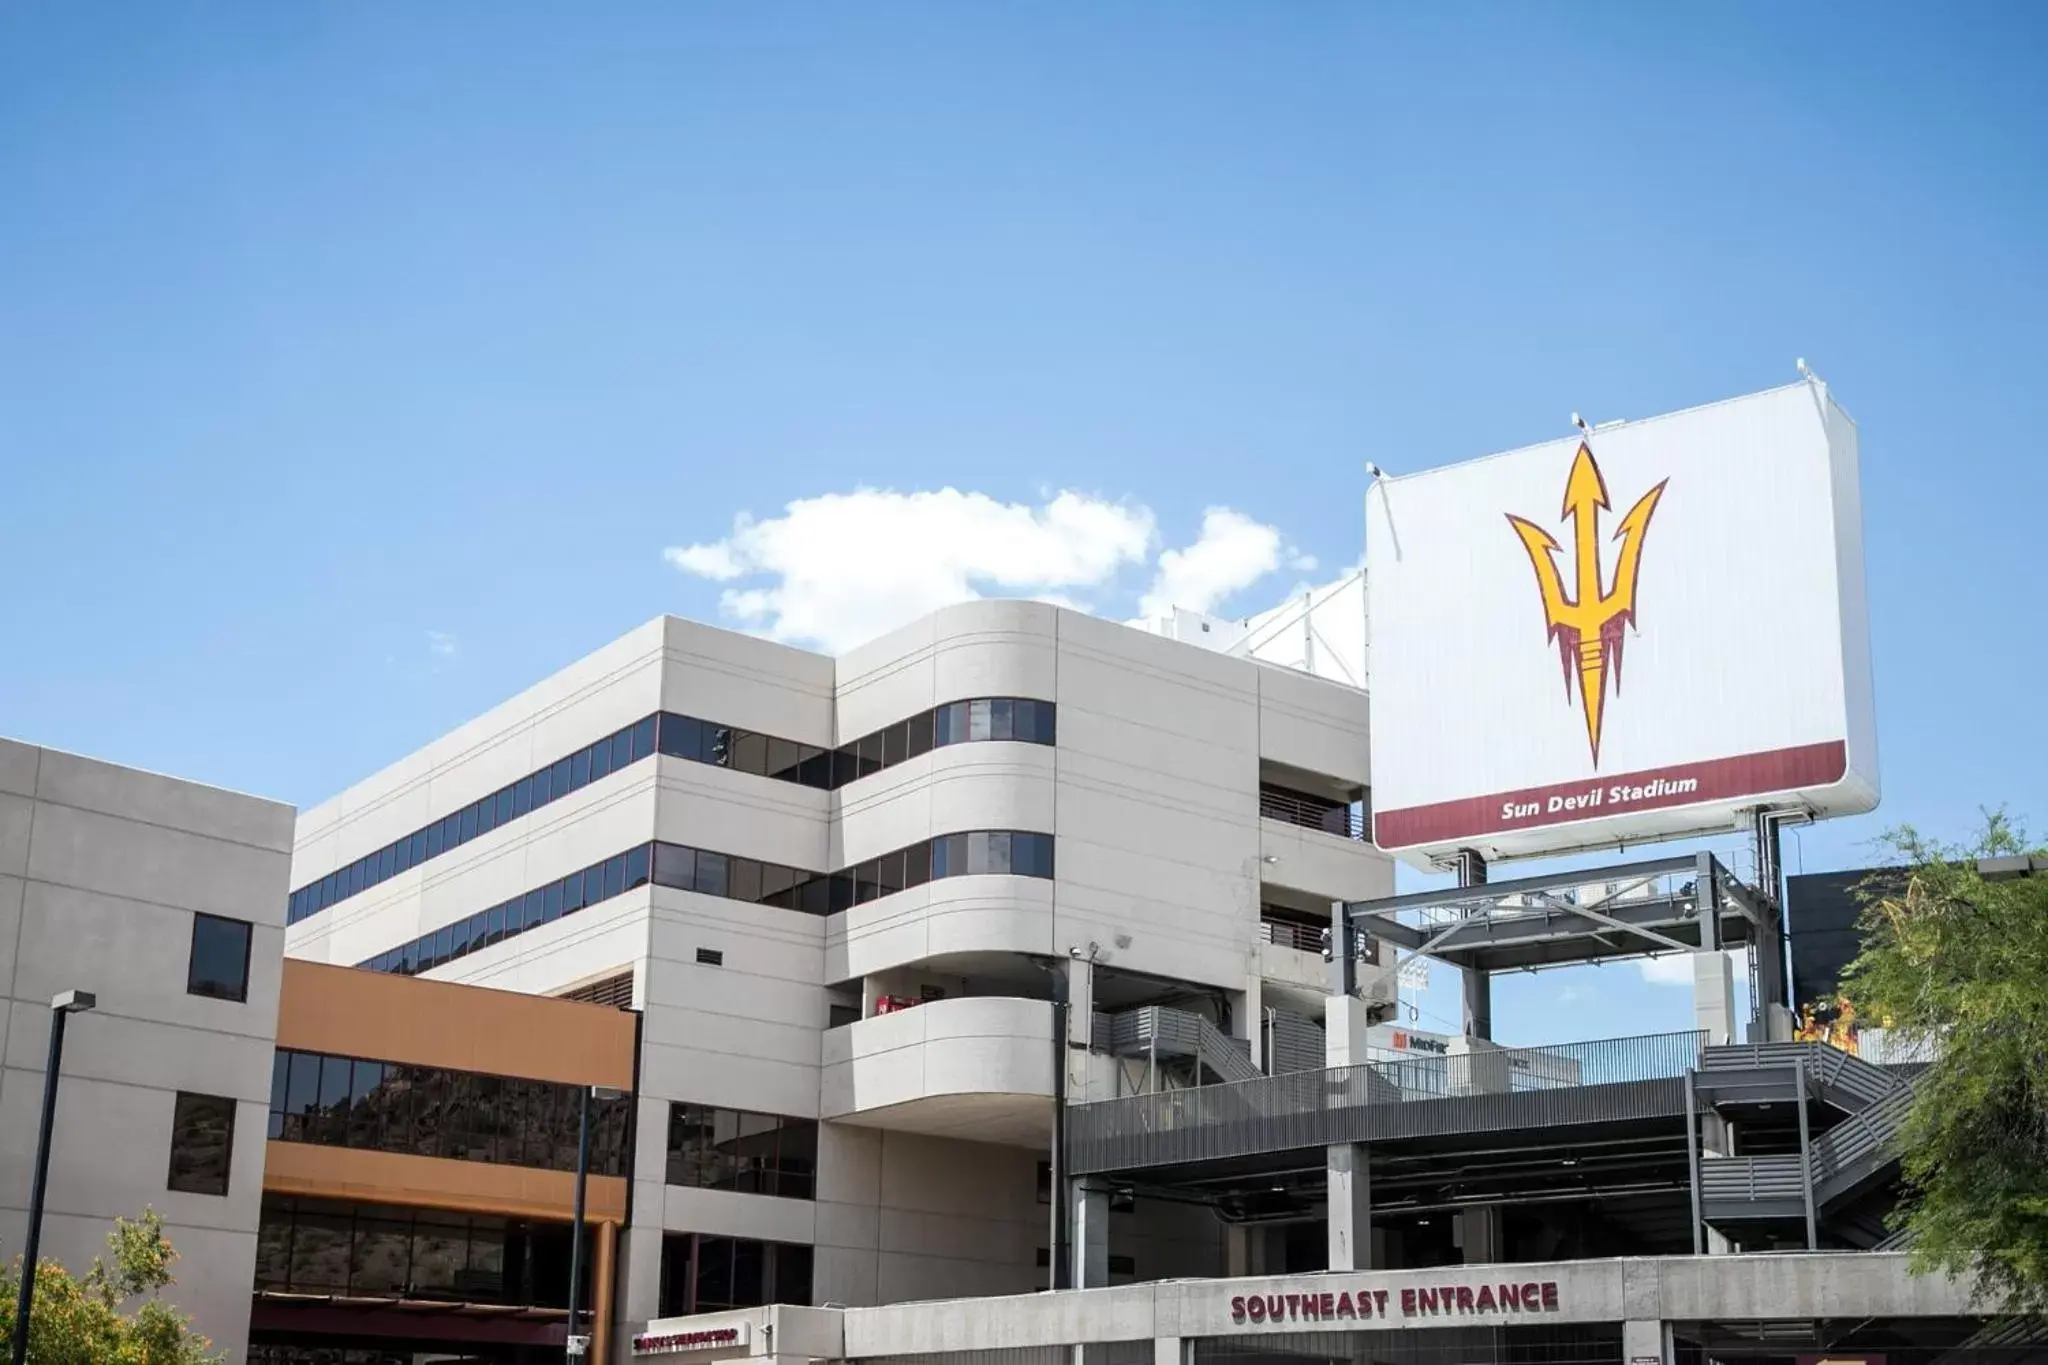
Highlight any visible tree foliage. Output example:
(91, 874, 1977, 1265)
(1842, 811, 2048, 1315)
(0, 1209, 221, 1364)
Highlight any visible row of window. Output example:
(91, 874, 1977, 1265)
(266, 1047, 633, 1177)
(356, 831, 1056, 977)
(359, 844, 660, 976)
(289, 698, 1057, 924)
(289, 715, 659, 925)
(667, 1103, 817, 1199)
(255, 1196, 586, 1309)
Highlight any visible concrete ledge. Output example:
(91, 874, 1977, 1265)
(827, 1253, 1982, 1354)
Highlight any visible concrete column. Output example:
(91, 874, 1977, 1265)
(1462, 969, 1492, 1040)
(1238, 977, 1264, 1070)
(1693, 951, 1737, 1046)
(1071, 1178, 1111, 1288)
(1326, 1142, 1373, 1271)
(1066, 955, 1096, 1101)
(1698, 1112, 1735, 1254)
(1622, 1318, 1671, 1363)
(1153, 1338, 1185, 1365)
(1456, 1205, 1502, 1265)
(1325, 994, 1374, 1068)
(1225, 1223, 1267, 1277)
(617, 1223, 664, 1344)
(1446, 1034, 1510, 1095)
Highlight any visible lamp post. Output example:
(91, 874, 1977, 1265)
(566, 1084, 624, 1360)
(11, 990, 96, 1365)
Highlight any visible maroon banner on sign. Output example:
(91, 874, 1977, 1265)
(1373, 741, 1848, 850)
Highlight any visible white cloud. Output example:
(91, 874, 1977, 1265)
(663, 488, 1157, 653)
(425, 630, 458, 660)
(1638, 950, 1742, 986)
(664, 540, 745, 581)
(1137, 507, 1286, 620)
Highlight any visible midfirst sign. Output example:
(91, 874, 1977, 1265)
(1366, 381, 1879, 865)
(1230, 1279, 1561, 1326)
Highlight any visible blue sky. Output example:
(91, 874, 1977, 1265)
(3, 3, 2043, 1045)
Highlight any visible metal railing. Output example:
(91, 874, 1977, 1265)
(1698, 1154, 1806, 1205)
(1069, 1029, 1703, 1172)
(1258, 918, 1325, 953)
(1258, 786, 1366, 840)
(1812, 1080, 1916, 1201)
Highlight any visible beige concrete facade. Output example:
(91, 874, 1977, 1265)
(281, 603, 1394, 1357)
(0, 737, 295, 1363)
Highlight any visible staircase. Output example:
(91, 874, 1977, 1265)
(1695, 1041, 1918, 1242)
(1102, 1005, 1261, 1085)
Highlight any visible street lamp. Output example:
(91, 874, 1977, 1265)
(565, 1083, 624, 1360)
(11, 990, 96, 1365)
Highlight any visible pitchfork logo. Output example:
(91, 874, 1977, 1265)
(1505, 443, 1668, 767)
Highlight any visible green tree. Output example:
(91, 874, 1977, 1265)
(1842, 811, 2048, 1315)
(0, 1209, 222, 1364)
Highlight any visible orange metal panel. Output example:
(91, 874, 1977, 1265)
(277, 959, 636, 1090)
(263, 1140, 629, 1224)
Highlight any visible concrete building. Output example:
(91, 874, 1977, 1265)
(279, 602, 1395, 1354)
(0, 737, 296, 1363)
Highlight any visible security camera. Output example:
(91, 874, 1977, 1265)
(1365, 462, 1385, 480)
(1571, 412, 1591, 434)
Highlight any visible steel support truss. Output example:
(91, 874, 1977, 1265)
(1338, 851, 1770, 977)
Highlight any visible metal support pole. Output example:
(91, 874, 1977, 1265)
(1049, 967, 1070, 1290)
(566, 1086, 593, 1356)
(12, 993, 92, 1365)
(1751, 810, 1791, 1021)
(1794, 1055, 1818, 1251)
(1330, 899, 1355, 997)
(1683, 1067, 1705, 1255)
(1456, 850, 1491, 1040)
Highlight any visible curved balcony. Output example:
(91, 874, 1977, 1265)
(820, 996, 1055, 1148)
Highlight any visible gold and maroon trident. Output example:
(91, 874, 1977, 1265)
(1505, 443, 1668, 768)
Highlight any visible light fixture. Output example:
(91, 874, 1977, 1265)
(13, 990, 99, 1365)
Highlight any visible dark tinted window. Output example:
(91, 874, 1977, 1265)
(660, 1233, 813, 1318)
(188, 913, 253, 1002)
(355, 827, 1046, 978)
(256, 1196, 587, 1311)
(168, 1091, 237, 1196)
(731, 731, 768, 777)
(268, 1048, 632, 1178)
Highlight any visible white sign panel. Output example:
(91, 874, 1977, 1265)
(634, 1322, 751, 1355)
(1366, 381, 1877, 865)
